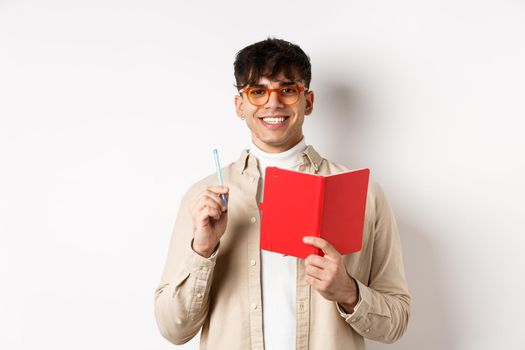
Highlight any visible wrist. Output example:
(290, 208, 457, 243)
(192, 240, 218, 258)
(339, 277, 359, 313)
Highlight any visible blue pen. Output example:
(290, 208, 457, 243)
(213, 149, 228, 206)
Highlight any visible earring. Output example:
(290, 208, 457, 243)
(241, 116, 245, 120)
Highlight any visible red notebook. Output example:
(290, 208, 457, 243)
(259, 167, 370, 259)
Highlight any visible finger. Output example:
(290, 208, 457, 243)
(191, 187, 229, 212)
(196, 206, 222, 224)
(205, 189, 229, 211)
(305, 275, 323, 289)
(305, 264, 326, 281)
(302, 236, 340, 258)
(198, 196, 224, 213)
(207, 186, 229, 195)
(191, 199, 215, 220)
(202, 193, 227, 211)
(191, 193, 208, 213)
(305, 254, 330, 269)
(209, 192, 229, 211)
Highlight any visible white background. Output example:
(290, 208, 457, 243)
(1, 1, 524, 349)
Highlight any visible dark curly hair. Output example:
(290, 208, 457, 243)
(234, 38, 312, 91)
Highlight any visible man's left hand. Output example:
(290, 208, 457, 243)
(303, 236, 359, 313)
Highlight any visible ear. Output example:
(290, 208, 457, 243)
(235, 95, 244, 119)
(304, 90, 314, 116)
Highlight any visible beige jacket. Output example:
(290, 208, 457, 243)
(154, 146, 410, 350)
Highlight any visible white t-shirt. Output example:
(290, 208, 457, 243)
(249, 138, 307, 350)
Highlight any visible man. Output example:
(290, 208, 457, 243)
(154, 38, 410, 350)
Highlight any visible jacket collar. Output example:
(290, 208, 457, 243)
(235, 145, 323, 175)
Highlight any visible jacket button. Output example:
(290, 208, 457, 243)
(250, 217, 257, 223)
(250, 259, 256, 266)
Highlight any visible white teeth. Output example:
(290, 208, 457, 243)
(262, 117, 286, 124)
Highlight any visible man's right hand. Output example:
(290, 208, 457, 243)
(190, 186, 229, 258)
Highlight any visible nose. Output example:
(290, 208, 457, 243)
(264, 89, 284, 108)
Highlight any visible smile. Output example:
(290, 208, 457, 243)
(263, 117, 286, 124)
(259, 116, 289, 128)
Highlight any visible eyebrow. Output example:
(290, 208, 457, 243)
(250, 81, 297, 88)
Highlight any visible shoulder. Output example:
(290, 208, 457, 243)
(318, 157, 350, 174)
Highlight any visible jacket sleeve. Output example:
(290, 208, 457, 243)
(153, 190, 218, 345)
(340, 182, 411, 343)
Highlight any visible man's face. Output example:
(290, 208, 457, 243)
(234, 73, 314, 153)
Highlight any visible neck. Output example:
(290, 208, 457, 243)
(251, 136, 305, 154)
(249, 137, 306, 160)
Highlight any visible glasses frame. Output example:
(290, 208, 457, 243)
(239, 85, 308, 106)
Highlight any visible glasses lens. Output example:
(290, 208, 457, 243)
(247, 87, 268, 106)
(279, 86, 300, 105)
